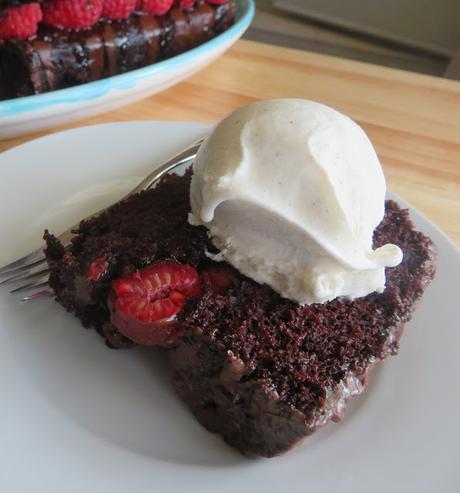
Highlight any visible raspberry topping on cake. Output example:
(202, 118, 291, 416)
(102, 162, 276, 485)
(108, 262, 201, 347)
(139, 0, 173, 15)
(87, 257, 109, 282)
(201, 263, 238, 294)
(206, 0, 228, 5)
(42, 0, 103, 30)
(101, 0, 136, 19)
(174, 0, 194, 9)
(0, 3, 43, 39)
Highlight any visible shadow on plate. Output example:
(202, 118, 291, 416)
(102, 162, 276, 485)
(4, 296, 250, 467)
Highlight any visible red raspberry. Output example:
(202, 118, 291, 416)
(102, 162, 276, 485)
(174, 0, 194, 9)
(139, 0, 173, 15)
(201, 263, 238, 294)
(108, 262, 201, 347)
(101, 0, 136, 19)
(42, 0, 103, 30)
(87, 257, 109, 282)
(206, 0, 228, 4)
(0, 3, 43, 40)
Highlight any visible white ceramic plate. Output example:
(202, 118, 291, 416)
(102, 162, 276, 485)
(0, 0, 254, 140)
(0, 122, 458, 493)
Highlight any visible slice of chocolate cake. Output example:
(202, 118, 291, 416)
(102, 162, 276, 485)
(44, 170, 436, 457)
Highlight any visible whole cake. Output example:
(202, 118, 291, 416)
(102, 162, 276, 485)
(0, 0, 235, 100)
(44, 100, 436, 456)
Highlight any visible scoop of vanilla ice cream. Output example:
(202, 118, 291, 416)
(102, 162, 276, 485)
(189, 99, 403, 305)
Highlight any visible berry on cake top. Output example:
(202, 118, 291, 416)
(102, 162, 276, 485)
(0, 0, 229, 39)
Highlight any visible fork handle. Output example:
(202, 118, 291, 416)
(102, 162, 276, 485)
(59, 137, 204, 246)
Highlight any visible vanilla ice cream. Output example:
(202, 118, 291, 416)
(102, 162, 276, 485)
(189, 99, 403, 305)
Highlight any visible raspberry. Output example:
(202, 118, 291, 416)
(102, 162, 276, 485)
(87, 257, 109, 282)
(206, 0, 228, 4)
(42, 0, 103, 30)
(174, 0, 194, 9)
(101, 0, 136, 19)
(0, 3, 42, 40)
(108, 262, 201, 347)
(139, 0, 173, 15)
(201, 263, 238, 294)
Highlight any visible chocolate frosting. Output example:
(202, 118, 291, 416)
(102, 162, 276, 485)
(0, 0, 38, 10)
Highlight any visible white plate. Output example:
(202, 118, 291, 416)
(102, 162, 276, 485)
(0, 0, 254, 140)
(0, 122, 458, 492)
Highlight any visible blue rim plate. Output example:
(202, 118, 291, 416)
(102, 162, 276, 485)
(0, 0, 255, 117)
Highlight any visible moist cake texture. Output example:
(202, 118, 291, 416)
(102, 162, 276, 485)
(44, 170, 436, 456)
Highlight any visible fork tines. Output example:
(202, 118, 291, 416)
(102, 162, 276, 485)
(21, 288, 53, 302)
(0, 246, 50, 302)
(0, 246, 46, 278)
(0, 262, 49, 286)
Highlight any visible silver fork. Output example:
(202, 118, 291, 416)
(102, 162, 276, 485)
(0, 138, 204, 301)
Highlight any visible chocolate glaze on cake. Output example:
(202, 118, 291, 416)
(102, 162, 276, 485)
(44, 170, 436, 457)
(0, 0, 38, 9)
(0, 1, 235, 100)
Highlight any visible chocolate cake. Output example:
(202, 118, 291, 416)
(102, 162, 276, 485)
(0, 0, 37, 7)
(0, 1, 235, 100)
(44, 170, 436, 457)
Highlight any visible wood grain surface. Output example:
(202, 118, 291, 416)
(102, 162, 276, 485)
(1, 40, 459, 245)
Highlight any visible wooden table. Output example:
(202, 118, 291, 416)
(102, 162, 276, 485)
(1, 40, 459, 245)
